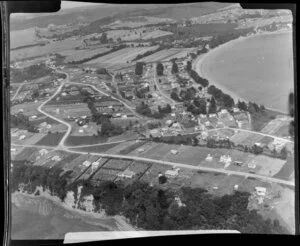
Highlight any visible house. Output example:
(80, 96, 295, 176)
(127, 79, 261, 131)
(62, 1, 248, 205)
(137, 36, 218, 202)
(205, 154, 213, 162)
(138, 148, 145, 153)
(19, 135, 26, 140)
(175, 196, 186, 207)
(39, 149, 48, 156)
(51, 156, 61, 161)
(165, 168, 180, 178)
(234, 161, 243, 166)
(219, 155, 232, 164)
(255, 187, 267, 196)
(234, 184, 239, 190)
(248, 160, 256, 169)
(82, 160, 91, 167)
(117, 169, 135, 179)
(91, 161, 99, 172)
(170, 149, 178, 155)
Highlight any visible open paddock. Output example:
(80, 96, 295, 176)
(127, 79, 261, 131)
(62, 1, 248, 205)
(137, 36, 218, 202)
(84, 46, 159, 67)
(69, 142, 121, 153)
(44, 104, 91, 119)
(139, 143, 181, 161)
(21, 133, 47, 145)
(164, 145, 215, 166)
(118, 141, 147, 155)
(104, 140, 137, 154)
(138, 48, 197, 63)
(249, 155, 286, 177)
(11, 38, 82, 61)
(10, 28, 38, 50)
(92, 168, 120, 181)
(11, 101, 44, 116)
(65, 135, 108, 147)
(207, 128, 235, 138)
(258, 136, 274, 145)
(242, 134, 265, 146)
(273, 156, 294, 180)
(59, 47, 112, 63)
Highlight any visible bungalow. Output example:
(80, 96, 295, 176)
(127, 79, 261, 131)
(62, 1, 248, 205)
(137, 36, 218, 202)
(170, 149, 178, 155)
(82, 160, 91, 167)
(205, 154, 213, 162)
(255, 187, 267, 196)
(117, 169, 135, 179)
(165, 168, 180, 178)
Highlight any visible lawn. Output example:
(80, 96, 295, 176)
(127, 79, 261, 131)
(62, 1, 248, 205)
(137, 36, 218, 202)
(35, 133, 65, 146)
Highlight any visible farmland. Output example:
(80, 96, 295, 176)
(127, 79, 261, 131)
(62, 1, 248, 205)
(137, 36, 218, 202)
(10, 28, 39, 49)
(137, 48, 197, 63)
(65, 135, 108, 146)
(11, 38, 82, 61)
(59, 47, 112, 63)
(84, 46, 159, 68)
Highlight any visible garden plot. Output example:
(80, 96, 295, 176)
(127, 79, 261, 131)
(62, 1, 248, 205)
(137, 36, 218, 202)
(118, 141, 146, 155)
(139, 164, 171, 184)
(242, 134, 265, 146)
(22, 133, 47, 145)
(128, 161, 151, 175)
(92, 168, 120, 182)
(84, 46, 159, 67)
(102, 159, 132, 170)
(138, 48, 196, 63)
(258, 136, 274, 145)
(35, 133, 65, 146)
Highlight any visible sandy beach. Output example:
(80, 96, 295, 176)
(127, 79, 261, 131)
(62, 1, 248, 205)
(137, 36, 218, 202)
(193, 29, 293, 114)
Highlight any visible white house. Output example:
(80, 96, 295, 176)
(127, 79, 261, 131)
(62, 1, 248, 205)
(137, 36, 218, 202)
(165, 168, 180, 178)
(19, 135, 26, 140)
(39, 149, 48, 156)
(205, 154, 213, 162)
(170, 149, 178, 155)
(117, 169, 135, 179)
(138, 148, 145, 153)
(82, 160, 91, 167)
(255, 187, 267, 196)
(248, 160, 256, 169)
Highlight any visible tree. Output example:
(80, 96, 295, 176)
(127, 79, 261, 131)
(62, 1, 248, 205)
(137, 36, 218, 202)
(208, 97, 217, 114)
(171, 61, 178, 74)
(100, 32, 108, 44)
(279, 147, 288, 159)
(135, 62, 144, 76)
(186, 61, 192, 72)
(156, 62, 164, 76)
(170, 91, 181, 102)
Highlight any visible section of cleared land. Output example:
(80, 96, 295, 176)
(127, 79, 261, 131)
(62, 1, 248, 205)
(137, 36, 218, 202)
(138, 48, 197, 63)
(59, 47, 112, 63)
(84, 46, 159, 67)
(35, 133, 65, 146)
(69, 142, 121, 153)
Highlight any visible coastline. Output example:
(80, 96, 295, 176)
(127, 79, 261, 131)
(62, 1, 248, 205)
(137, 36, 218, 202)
(12, 190, 135, 232)
(193, 29, 292, 115)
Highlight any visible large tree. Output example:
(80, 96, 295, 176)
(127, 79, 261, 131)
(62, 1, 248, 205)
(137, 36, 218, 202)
(156, 62, 164, 76)
(135, 62, 144, 76)
(171, 61, 179, 74)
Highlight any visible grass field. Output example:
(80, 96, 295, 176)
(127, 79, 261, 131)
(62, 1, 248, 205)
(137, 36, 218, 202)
(138, 48, 196, 63)
(13, 147, 41, 162)
(58, 47, 112, 63)
(69, 142, 121, 153)
(11, 38, 82, 61)
(65, 135, 108, 146)
(84, 46, 159, 67)
(35, 132, 65, 146)
(10, 28, 38, 49)
(229, 131, 251, 145)
(273, 156, 294, 180)
(118, 141, 146, 155)
(140, 143, 181, 160)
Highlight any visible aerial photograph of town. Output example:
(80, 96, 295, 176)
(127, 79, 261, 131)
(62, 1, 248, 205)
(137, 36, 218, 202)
(9, 1, 295, 240)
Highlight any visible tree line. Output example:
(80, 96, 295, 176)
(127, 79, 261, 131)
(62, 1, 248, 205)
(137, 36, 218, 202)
(11, 160, 285, 234)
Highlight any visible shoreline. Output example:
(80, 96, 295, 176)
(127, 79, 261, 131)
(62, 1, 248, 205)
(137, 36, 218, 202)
(193, 29, 292, 115)
(12, 190, 135, 231)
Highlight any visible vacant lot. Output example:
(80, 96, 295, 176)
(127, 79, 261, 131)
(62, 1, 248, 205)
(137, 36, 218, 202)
(118, 141, 146, 155)
(102, 159, 132, 170)
(13, 147, 42, 162)
(229, 131, 251, 145)
(140, 143, 181, 160)
(35, 132, 65, 146)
